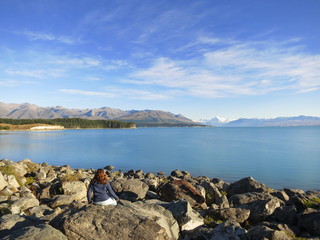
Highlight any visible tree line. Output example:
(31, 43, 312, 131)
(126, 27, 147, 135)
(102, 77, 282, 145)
(0, 118, 136, 129)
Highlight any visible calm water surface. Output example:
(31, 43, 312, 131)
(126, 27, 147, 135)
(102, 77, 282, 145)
(1, 127, 319, 191)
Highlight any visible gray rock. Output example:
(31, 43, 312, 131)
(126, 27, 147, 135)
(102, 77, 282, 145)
(229, 192, 282, 223)
(36, 168, 47, 180)
(200, 181, 229, 208)
(212, 178, 230, 192)
(61, 181, 87, 200)
(0, 171, 8, 191)
(271, 190, 290, 202)
(158, 199, 204, 231)
(132, 201, 180, 239)
(171, 169, 184, 178)
(297, 208, 320, 235)
(209, 221, 246, 240)
(11, 197, 40, 212)
(0, 186, 14, 196)
(3, 224, 67, 240)
(0, 214, 43, 238)
(246, 224, 293, 240)
(105, 165, 115, 171)
(28, 205, 54, 218)
(146, 190, 159, 199)
(59, 204, 173, 240)
(207, 207, 250, 224)
(134, 169, 144, 179)
(111, 179, 149, 201)
(227, 177, 271, 196)
(49, 181, 87, 208)
(50, 194, 78, 208)
(145, 172, 156, 179)
(271, 205, 298, 225)
(158, 180, 206, 209)
(144, 178, 160, 191)
(283, 188, 305, 198)
(5, 175, 20, 189)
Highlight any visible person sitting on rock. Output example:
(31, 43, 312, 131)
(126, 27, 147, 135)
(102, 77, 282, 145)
(87, 169, 120, 205)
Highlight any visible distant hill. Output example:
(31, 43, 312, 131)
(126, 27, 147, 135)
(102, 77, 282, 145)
(202, 115, 320, 127)
(0, 102, 199, 127)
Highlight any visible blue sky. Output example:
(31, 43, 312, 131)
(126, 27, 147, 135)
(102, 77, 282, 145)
(0, 0, 319, 120)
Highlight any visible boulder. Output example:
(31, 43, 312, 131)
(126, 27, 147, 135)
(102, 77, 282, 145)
(246, 224, 293, 240)
(271, 205, 298, 226)
(271, 190, 290, 202)
(11, 197, 40, 212)
(158, 180, 206, 209)
(104, 165, 115, 171)
(200, 181, 229, 208)
(229, 192, 282, 223)
(131, 201, 180, 239)
(171, 169, 184, 178)
(36, 169, 47, 180)
(0, 203, 21, 215)
(61, 181, 87, 200)
(283, 188, 305, 198)
(2, 224, 67, 240)
(58, 204, 173, 240)
(0, 186, 15, 197)
(49, 181, 87, 208)
(144, 178, 160, 191)
(5, 175, 20, 189)
(207, 207, 250, 224)
(157, 199, 204, 231)
(0, 172, 8, 191)
(145, 172, 156, 179)
(50, 194, 79, 208)
(0, 214, 43, 238)
(212, 178, 230, 192)
(209, 221, 246, 240)
(297, 208, 320, 235)
(111, 179, 149, 201)
(227, 177, 271, 196)
(28, 205, 54, 218)
(134, 169, 144, 179)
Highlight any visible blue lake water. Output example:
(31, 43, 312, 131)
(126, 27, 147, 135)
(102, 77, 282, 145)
(1, 127, 319, 191)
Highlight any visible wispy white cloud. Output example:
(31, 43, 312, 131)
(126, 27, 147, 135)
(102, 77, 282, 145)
(0, 80, 19, 87)
(49, 56, 101, 67)
(59, 86, 170, 100)
(22, 31, 79, 45)
(5, 69, 62, 78)
(0, 79, 37, 87)
(59, 89, 116, 98)
(125, 39, 320, 98)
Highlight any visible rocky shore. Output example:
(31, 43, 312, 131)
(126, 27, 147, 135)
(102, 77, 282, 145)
(0, 159, 319, 240)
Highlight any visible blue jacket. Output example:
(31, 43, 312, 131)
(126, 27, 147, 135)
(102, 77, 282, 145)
(87, 182, 119, 203)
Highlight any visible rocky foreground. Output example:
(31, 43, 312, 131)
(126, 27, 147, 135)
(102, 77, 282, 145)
(0, 159, 319, 240)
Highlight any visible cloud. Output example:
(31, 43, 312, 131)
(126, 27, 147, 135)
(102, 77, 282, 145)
(0, 79, 37, 87)
(125, 39, 320, 98)
(5, 69, 62, 78)
(59, 89, 116, 98)
(59, 87, 170, 100)
(0, 80, 19, 87)
(23, 31, 79, 45)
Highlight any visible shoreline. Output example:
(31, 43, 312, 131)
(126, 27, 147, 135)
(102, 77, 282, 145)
(0, 158, 319, 239)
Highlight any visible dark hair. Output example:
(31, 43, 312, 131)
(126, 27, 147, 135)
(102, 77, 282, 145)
(91, 169, 109, 184)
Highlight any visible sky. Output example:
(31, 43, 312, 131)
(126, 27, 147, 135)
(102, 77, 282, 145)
(0, 0, 320, 120)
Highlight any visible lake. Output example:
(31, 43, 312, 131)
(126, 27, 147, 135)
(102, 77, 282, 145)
(1, 127, 319, 191)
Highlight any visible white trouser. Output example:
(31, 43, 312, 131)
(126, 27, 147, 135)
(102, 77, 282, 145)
(94, 197, 117, 206)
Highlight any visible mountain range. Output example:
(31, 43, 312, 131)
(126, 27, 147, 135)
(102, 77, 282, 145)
(1, 102, 319, 127)
(202, 115, 320, 127)
(0, 102, 198, 127)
